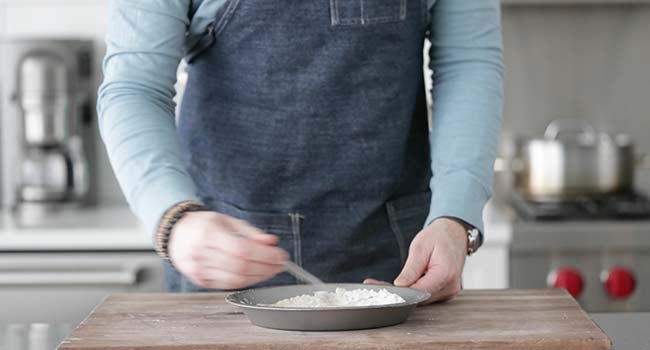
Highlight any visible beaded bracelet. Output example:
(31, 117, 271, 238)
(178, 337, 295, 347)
(154, 200, 208, 260)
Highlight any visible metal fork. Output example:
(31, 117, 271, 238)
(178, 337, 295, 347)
(229, 231, 323, 284)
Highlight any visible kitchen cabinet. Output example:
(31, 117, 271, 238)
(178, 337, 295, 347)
(592, 313, 650, 350)
(462, 201, 512, 289)
(0, 206, 163, 325)
(0, 252, 164, 325)
(463, 245, 509, 289)
(1, 323, 72, 350)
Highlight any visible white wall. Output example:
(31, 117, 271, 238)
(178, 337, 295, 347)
(501, 4, 650, 192)
(0, 0, 109, 39)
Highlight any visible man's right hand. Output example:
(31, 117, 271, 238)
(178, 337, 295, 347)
(168, 211, 289, 290)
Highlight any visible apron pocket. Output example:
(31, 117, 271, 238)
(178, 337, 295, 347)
(205, 199, 299, 288)
(386, 192, 431, 264)
(209, 199, 295, 236)
(330, 0, 407, 26)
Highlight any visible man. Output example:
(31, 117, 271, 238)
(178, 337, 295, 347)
(99, 0, 503, 303)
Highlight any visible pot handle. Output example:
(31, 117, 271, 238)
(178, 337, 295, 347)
(544, 118, 597, 142)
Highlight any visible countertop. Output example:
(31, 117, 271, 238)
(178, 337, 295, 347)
(57, 289, 611, 350)
(0, 205, 152, 251)
(0, 199, 513, 252)
(0, 313, 643, 350)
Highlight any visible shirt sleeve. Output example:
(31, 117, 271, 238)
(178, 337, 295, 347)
(98, 0, 201, 234)
(425, 0, 504, 233)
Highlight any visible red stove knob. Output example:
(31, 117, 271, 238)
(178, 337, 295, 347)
(548, 268, 584, 298)
(602, 267, 636, 299)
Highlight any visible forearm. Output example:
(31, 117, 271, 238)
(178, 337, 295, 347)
(99, 0, 199, 233)
(426, 0, 504, 233)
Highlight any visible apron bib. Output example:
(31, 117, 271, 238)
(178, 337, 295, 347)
(168, 0, 432, 291)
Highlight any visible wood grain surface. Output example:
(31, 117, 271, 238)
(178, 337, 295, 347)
(58, 289, 612, 350)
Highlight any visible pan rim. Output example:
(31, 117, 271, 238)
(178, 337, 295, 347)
(225, 283, 431, 311)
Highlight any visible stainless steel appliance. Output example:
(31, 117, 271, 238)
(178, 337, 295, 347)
(511, 191, 650, 221)
(509, 193, 650, 312)
(512, 119, 642, 201)
(0, 39, 96, 222)
(506, 120, 650, 312)
(2, 323, 73, 350)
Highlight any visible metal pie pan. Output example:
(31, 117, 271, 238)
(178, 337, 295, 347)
(225, 283, 430, 331)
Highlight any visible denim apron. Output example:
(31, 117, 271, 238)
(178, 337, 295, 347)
(166, 0, 432, 292)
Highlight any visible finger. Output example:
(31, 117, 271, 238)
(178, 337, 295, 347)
(206, 231, 289, 264)
(203, 250, 286, 277)
(410, 266, 459, 303)
(363, 278, 392, 286)
(411, 274, 446, 303)
(394, 243, 430, 287)
(195, 267, 275, 290)
(224, 217, 279, 245)
(410, 269, 446, 294)
(424, 283, 461, 304)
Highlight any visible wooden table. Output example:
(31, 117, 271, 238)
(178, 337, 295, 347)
(58, 289, 612, 350)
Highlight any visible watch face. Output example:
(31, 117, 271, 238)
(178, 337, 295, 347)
(467, 229, 482, 255)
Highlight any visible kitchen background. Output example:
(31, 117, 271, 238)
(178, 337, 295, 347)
(1, 0, 649, 347)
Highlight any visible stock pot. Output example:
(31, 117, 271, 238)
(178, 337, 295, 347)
(513, 119, 639, 201)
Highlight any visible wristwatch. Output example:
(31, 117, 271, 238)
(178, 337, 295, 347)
(466, 227, 483, 256)
(445, 217, 484, 256)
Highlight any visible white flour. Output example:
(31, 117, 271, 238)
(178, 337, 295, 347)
(269, 288, 405, 308)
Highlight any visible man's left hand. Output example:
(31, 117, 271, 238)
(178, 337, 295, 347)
(364, 217, 467, 304)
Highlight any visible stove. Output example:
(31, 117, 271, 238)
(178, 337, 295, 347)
(507, 190, 650, 313)
(510, 191, 650, 221)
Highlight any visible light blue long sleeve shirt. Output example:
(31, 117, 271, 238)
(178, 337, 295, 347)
(99, 0, 503, 234)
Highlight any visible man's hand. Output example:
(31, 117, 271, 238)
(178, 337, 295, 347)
(365, 218, 467, 304)
(168, 211, 289, 290)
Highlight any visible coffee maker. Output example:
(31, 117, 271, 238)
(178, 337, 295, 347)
(0, 39, 96, 221)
